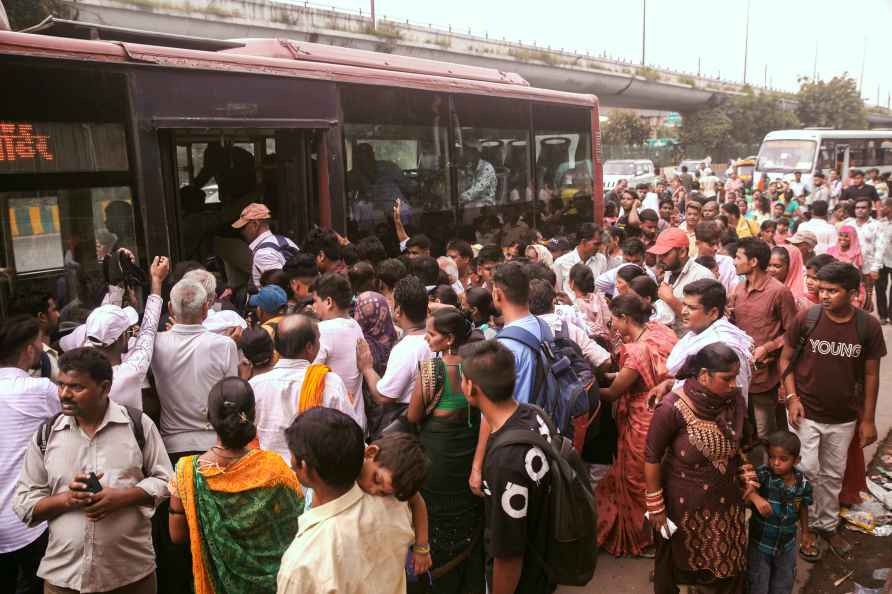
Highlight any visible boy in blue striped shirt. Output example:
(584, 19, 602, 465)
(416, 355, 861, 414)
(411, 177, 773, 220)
(747, 430, 816, 594)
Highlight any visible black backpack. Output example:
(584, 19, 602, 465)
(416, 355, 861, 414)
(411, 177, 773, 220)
(37, 404, 147, 472)
(253, 235, 299, 261)
(488, 407, 598, 586)
(498, 318, 598, 440)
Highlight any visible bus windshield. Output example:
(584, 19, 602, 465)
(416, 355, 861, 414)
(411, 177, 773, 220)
(604, 161, 635, 175)
(756, 139, 817, 173)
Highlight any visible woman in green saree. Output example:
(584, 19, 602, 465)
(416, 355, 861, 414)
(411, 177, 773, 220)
(168, 377, 304, 594)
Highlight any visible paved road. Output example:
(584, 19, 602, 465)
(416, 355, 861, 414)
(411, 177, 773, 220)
(559, 325, 892, 594)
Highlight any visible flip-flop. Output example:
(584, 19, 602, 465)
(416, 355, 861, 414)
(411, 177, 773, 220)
(799, 542, 822, 562)
(823, 532, 853, 559)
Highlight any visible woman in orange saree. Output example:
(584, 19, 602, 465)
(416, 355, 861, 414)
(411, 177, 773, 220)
(596, 294, 677, 557)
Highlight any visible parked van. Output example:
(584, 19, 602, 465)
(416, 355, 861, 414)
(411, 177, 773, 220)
(603, 159, 656, 191)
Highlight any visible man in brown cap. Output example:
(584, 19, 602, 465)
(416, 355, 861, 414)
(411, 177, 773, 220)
(232, 203, 298, 289)
(648, 227, 714, 334)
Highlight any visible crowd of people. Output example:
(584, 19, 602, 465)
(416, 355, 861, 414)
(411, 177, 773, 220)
(0, 161, 889, 594)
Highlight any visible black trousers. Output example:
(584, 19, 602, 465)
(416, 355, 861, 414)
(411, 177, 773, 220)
(876, 266, 892, 320)
(153, 450, 202, 594)
(0, 529, 48, 594)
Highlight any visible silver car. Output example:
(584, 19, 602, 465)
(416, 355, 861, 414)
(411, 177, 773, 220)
(603, 159, 657, 191)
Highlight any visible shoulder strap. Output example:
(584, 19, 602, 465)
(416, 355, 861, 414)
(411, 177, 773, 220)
(498, 325, 542, 353)
(37, 412, 64, 456)
(123, 405, 146, 451)
(253, 235, 287, 254)
(489, 428, 573, 475)
(781, 305, 822, 379)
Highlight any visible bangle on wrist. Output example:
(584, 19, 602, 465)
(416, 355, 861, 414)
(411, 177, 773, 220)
(784, 393, 798, 403)
(414, 543, 431, 554)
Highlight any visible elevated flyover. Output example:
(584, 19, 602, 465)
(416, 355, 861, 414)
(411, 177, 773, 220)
(52, 0, 892, 124)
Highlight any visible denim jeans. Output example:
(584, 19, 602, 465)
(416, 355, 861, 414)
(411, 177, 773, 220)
(747, 541, 797, 594)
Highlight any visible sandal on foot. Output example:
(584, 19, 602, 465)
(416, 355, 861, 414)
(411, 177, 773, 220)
(799, 541, 822, 562)
(823, 531, 852, 559)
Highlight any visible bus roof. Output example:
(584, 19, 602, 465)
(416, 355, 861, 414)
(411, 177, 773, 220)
(0, 27, 597, 108)
(763, 129, 892, 142)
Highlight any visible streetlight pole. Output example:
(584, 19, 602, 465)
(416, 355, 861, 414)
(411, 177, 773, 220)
(370, 0, 376, 31)
(641, 0, 646, 65)
(742, 0, 750, 84)
(858, 36, 866, 94)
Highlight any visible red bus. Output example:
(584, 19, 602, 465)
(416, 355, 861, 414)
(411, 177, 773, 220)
(0, 19, 601, 313)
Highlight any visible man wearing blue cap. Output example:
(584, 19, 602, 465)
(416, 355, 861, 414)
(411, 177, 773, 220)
(250, 285, 289, 336)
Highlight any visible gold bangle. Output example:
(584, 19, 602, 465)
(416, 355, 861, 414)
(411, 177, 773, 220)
(414, 544, 431, 554)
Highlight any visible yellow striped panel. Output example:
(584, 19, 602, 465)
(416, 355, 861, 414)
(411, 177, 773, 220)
(8, 209, 19, 238)
(28, 207, 44, 234)
(50, 205, 60, 233)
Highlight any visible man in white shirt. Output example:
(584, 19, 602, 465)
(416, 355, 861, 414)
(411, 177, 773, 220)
(552, 222, 608, 294)
(359, 276, 432, 406)
(843, 197, 883, 278)
(789, 171, 807, 199)
(151, 278, 239, 456)
(231, 203, 298, 288)
(700, 170, 719, 198)
(0, 316, 60, 593)
(71, 256, 169, 410)
(648, 227, 715, 335)
(694, 222, 738, 293)
(251, 314, 354, 461)
(312, 273, 366, 432)
(809, 171, 831, 205)
(874, 198, 892, 323)
(795, 200, 837, 254)
(528, 279, 610, 370)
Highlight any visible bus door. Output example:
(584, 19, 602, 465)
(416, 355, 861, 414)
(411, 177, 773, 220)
(835, 145, 851, 186)
(161, 127, 325, 289)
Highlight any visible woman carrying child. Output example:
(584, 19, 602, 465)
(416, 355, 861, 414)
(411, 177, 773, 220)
(406, 307, 485, 594)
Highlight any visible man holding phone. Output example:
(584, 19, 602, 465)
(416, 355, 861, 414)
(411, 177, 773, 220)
(13, 347, 172, 594)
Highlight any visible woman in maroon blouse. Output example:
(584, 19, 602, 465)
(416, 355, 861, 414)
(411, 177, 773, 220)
(644, 343, 758, 594)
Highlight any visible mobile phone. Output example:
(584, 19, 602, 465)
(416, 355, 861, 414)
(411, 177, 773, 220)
(84, 472, 103, 494)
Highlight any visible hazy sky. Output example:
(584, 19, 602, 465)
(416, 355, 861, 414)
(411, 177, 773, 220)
(312, 0, 891, 108)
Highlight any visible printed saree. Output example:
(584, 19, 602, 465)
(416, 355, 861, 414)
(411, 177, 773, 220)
(176, 449, 304, 594)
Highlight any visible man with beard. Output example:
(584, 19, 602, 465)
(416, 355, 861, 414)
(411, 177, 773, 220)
(648, 228, 714, 335)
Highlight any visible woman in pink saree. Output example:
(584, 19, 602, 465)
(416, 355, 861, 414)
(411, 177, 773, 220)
(596, 294, 678, 557)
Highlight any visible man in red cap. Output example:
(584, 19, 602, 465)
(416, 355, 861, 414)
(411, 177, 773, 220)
(232, 203, 298, 289)
(648, 227, 714, 335)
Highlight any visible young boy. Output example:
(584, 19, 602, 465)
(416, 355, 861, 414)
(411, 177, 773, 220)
(459, 339, 555, 594)
(747, 431, 815, 594)
(278, 408, 414, 594)
(356, 433, 433, 576)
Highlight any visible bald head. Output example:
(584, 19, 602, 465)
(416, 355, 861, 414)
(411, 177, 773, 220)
(275, 314, 319, 360)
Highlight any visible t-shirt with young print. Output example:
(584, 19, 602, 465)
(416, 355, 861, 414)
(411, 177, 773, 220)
(784, 308, 886, 424)
(482, 404, 554, 594)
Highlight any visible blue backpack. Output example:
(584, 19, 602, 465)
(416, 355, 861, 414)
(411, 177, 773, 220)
(498, 318, 595, 438)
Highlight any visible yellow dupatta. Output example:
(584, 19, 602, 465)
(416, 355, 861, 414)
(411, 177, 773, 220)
(298, 363, 330, 413)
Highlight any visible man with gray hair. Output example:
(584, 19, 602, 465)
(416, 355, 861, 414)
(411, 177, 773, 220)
(149, 277, 239, 591)
(181, 268, 217, 310)
(250, 314, 354, 461)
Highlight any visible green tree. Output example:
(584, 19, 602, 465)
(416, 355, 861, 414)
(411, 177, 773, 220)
(601, 110, 651, 146)
(796, 75, 868, 129)
(724, 90, 800, 145)
(679, 106, 733, 156)
(5, 0, 73, 31)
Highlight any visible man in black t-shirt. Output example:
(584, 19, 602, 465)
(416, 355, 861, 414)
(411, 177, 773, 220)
(841, 169, 880, 205)
(779, 261, 886, 556)
(460, 340, 555, 594)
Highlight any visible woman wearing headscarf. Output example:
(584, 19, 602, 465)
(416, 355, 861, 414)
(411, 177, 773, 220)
(828, 225, 865, 307)
(168, 378, 303, 594)
(597, 295, 678, 557)
(354, 291, 399, 437)
(524, 243, 553, 267)
(645, 343, 757, 594)
(768, 245, 810, 311)
(406, 308, 484, 594)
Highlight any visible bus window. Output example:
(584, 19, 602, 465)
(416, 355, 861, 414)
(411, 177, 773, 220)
(534, 103, 594, 232)
(882, 141, 892, 166)
(452, 95, 532, 239)
(342, 86, 450, 242)
(756, 139, 817, 173)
